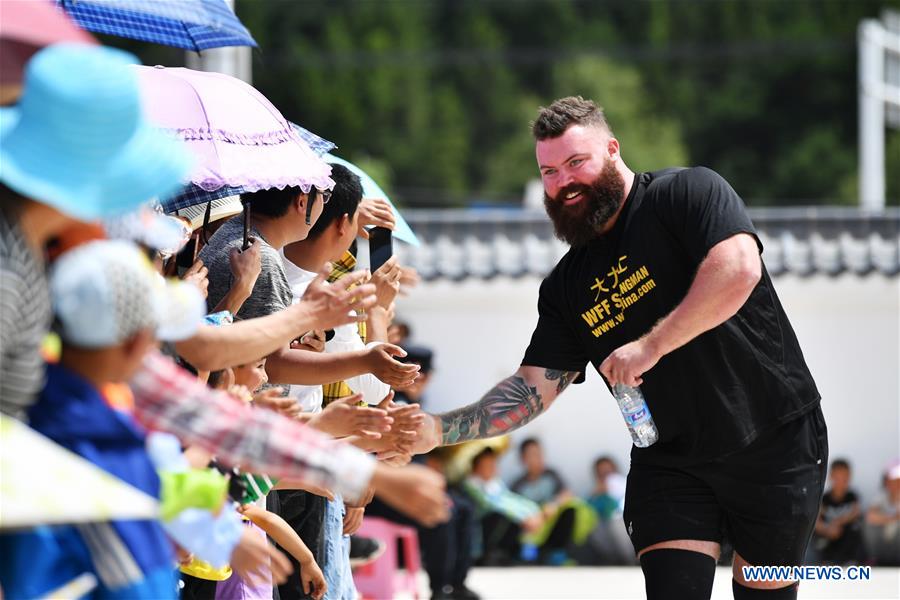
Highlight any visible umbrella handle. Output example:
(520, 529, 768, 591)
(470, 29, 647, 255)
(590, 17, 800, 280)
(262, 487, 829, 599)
(242, 200, 251, 251)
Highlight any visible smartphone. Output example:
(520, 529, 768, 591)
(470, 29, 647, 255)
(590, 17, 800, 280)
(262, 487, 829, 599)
(368, 226, 393, 273)
(175, 234, 199, 270)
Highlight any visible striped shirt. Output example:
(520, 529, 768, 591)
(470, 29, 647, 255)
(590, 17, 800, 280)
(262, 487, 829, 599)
(130, 351, 375, 504)
(0, 214, 51, 420)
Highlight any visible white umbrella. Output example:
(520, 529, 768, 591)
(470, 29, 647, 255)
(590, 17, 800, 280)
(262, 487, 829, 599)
(0, 416, 159, 529)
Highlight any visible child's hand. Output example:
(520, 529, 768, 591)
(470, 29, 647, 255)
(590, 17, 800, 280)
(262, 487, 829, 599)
(361, 391, 424, 457)
(227, 384, 253, 403)
(307, 394, 392, 439)
(252, 388, 301, 419)
(299, 556, 327, 600)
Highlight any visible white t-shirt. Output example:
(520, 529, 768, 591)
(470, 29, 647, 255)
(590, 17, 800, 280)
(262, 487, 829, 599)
(280, 251, 390, 410)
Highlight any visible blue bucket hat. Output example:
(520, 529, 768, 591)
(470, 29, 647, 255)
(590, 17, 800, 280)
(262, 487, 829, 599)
(0, 44, 191, 221)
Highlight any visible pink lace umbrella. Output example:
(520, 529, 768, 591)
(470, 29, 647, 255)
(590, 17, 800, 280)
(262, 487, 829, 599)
(133, 65, 332, 194)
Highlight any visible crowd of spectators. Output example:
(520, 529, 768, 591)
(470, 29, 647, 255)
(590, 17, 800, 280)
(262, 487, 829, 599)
(0, 44, 448, 600)
(1, 37, 897, 600)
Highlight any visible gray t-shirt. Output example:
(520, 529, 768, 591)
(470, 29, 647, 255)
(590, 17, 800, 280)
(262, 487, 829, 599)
(199, 216, 292, 321)
(511, 469, 565, 505)
(0, 212, 51, 420)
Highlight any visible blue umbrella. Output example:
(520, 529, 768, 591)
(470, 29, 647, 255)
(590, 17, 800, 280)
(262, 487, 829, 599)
(325, 154, 420, 247)
(57, 0, 257, 51)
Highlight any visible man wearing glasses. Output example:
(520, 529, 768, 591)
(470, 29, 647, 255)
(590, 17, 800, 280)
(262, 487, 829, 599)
(200, 182, 331, 331)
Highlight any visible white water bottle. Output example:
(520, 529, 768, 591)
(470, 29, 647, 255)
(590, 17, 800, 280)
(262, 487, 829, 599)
(613, 384, 659, 448)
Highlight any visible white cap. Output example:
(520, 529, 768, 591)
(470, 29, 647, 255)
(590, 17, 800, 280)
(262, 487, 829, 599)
(104, 202, 192, 259)
(50, 240, 206, 348)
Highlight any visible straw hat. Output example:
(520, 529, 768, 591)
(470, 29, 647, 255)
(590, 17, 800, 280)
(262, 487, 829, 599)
(174, 196, 244, 231)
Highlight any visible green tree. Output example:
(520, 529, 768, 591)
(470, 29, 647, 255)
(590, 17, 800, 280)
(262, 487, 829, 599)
(103, 0, 899, 207)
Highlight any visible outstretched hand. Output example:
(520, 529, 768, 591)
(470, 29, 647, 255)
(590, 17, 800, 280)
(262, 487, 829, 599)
(364, 344, 420, 388)
(300, 263, 377, 331)
(363, 391, 425, 457)
(370, 462, 449, 527)
(252, 387, 302, 419)
(307, 395, 392, 439)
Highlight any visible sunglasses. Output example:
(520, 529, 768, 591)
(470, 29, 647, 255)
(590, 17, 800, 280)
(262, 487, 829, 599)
(305, 187, 333, 225)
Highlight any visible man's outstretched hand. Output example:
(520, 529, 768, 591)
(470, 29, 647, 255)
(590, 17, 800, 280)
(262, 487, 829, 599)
(406, 411, 441, 456)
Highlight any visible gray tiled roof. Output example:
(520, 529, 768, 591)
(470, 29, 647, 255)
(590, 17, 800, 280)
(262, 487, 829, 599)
(394, 208, 900, 280)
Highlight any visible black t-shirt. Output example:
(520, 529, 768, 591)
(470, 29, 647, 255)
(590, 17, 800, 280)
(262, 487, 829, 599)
(521, 167, 820, 463)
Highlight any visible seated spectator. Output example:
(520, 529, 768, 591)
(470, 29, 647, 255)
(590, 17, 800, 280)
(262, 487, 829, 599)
(511, 438, 571, 507)
(586, 456, 625, 520)
(583, 456, 633, 565)
(464, 447, 577, 566)
(811, 458, 866, 565)
(365, 449, 481, 600)
(866, 460, 900, 566)
(362, 346, 481, 599)
(510, 439, 599, 565)
(388, 320, 412, 346)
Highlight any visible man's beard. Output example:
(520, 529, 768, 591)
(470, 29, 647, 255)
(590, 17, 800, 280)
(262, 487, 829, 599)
(543, 160, 626, 247)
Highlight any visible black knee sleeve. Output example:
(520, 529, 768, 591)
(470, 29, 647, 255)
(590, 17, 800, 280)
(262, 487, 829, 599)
(640, 549, 716, 600)
(732, 579, 798, 600)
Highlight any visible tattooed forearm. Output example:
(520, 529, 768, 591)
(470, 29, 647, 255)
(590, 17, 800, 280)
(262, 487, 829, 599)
(439, 375, 544, 445)
(544, 369, 579, 394)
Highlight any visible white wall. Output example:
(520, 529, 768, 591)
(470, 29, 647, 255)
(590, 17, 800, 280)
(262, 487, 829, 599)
(395, 274, 900, 503)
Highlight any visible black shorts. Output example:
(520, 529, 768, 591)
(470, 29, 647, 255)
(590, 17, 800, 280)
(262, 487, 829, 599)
(623, 405, 828, 566)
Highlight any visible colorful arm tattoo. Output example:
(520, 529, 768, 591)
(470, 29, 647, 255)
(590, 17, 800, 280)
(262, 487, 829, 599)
(439, 369, 579, 445)
(544, 369, 579, 394)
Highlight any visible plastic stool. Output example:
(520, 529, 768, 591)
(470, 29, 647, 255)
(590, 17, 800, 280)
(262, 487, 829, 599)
(353, 517, 421, 600)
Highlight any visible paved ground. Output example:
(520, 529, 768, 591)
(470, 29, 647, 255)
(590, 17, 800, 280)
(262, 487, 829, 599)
(398, 566, 900, 600)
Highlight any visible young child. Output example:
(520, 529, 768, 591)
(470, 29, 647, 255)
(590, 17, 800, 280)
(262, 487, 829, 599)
(812, 458, 866, 565)
(181, 356, 328, 600)
(0, 240, 206, 599)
